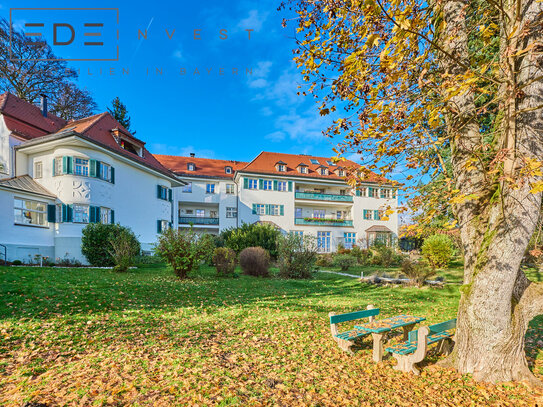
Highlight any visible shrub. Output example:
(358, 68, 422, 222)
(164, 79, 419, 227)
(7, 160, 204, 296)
(337, 248, 352, 255)
(155, 228, 209, 279)
(81, 223, 141, 266)
(371, 244, 404, 267)
(333, 254, 357, 271)
(223, 223, 281, 258)
(197, 234, 216, 266)
(108, 228, 139, 272)
(12, 260, 22, 266)
(212, 247, 237, 275)
(351, 246, 372, 265)
(421, 234, 454, 269)
(134, 254, 163, 265)
(401, 258, 436, 287)
(55, 257, 83, 267)
(239, 247, 270, 277)
(315, 253, 333, 267)
(277, 234, 318, 279)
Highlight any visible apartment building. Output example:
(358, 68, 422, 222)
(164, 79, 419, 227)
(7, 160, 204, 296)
(157, 152, 398, 252)
(0, 92, 181, 263)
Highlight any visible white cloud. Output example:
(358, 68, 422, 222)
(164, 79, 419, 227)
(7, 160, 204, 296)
(265, 131, 286, 142)
(247, 61, 273, 88)
(238, 10, 268, 32)
(260, 106, 273, 116)
(150, 144, 216, 158)
(248, 78, 268, 88)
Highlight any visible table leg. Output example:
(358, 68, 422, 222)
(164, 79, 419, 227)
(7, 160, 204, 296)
(372, 333, 385, 362)
(402, 325, 415, 341)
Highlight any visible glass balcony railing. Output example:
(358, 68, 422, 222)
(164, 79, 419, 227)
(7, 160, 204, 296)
(179, 216, 219, 225)
(295, 192, 353, 202)
(295, 218, 353, 227)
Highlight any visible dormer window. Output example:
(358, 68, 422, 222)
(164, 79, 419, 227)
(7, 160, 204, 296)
(297, 163, 308, 174)
(187, 163, 195, 171)
(338, 170, 345, 177)
(112, 129, 144, 157)
(320, 168, 328, 175)
(275, 160, 287, 172)
(225, 166, 232, 174)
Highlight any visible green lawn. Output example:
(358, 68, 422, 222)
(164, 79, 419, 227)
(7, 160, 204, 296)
(0, 264, 541, 406)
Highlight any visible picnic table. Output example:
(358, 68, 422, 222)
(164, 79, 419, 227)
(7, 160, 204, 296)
(355, 315, 426, 362)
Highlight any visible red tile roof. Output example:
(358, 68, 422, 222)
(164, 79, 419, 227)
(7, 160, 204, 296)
(1, 92, 175, 180)
(0, 92, 66, 139)
(239, 151, 385, 183)
(155, 155, 248, 179)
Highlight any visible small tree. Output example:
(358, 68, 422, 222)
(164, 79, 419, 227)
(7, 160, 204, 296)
(212, 247, 237, 276)
(277, 233, 318, 279)
(107, 96, 135, 133)
(155, 228, 208, 279)
(421, 234, 454, 269)
(239, 247, 270, 277)
(401, 259, 437, 287)
(197, 233, 216, 266)
(108, 228, 139, 272)
(81, 223, 140, 267)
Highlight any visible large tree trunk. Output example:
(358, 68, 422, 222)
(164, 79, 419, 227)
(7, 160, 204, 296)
(439, 0, 543, 383)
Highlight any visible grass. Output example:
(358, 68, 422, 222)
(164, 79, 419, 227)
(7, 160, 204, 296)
(0, 263, 541, 406)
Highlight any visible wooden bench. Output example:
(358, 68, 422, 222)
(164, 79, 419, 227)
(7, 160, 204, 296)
(385, 319, 456, 375)
(329, 305, 379, 354)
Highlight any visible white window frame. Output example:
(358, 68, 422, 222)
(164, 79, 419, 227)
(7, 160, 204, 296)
(255, 204, 266, 215)
(277, 181, 287, 191)
(313, 209, 325, 219)
(263, 180, 273, 190)
(270, 204, 280, 216)
(14, 197, 48, 227)
(196, 209, 205, 218)
(310, 159, 320, 165)
(225, 166, 232, 174)
(299, 166, 307, 174)
(344, 232, 356, 249)
(100, 162, 111, 181)
(277, 164, 286, 172)
(34, 161, 43, 179)
(100, 207, 111, 224)
(187, 163, 195, 171)
(226, 184, 235, 194)
(248, 179, 258, 189)
(226, 207, 237, 218)
(206, 184, 216, 194)
(74, 157, 89, 176)
(73, 203, 90, 223)
(182, 182, 192, 193)
(55, 158, 63, 176)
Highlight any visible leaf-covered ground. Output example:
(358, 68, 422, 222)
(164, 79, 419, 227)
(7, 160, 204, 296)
(0, 265, 542, 406)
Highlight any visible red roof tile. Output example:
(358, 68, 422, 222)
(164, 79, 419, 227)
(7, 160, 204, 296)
(0, 92, 66, 139)
(239, 151, 385, 183)
(155, 155, 248, 179)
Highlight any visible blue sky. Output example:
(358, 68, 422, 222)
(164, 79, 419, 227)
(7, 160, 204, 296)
(1, 0, 344, 163)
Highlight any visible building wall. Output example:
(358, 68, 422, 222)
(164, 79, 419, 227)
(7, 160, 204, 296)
(0, 188, 56, 262)
(8, 144, 174, 262)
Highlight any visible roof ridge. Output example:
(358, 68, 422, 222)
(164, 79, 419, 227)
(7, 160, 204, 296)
(154, 154, 247, 163)
(73, 112, 108, 133)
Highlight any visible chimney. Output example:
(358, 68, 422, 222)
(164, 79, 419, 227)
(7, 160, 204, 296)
(190, 153, 195, 158)
(40, 94, 48, 117)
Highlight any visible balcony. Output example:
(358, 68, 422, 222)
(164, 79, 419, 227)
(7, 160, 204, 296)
(179, 216, 219, 225)
(295, 192, 353, 203)
(295, 218, 353, 227)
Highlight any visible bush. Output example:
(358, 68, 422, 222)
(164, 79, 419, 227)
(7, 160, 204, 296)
(134, 254, 163, 265)
(421, 234, 454, 269)
(197, 234, 216, 266)
(212, 247, 237, 276)
(401, 258, 436, 287)
(315, 254, 334, 267)
(55, 257, 83, 267)
(370, 244, 404, 267)
(12, 260, 22, 266)
(155, 228, 209, 279)
(108, 228, 139, 272)
(81, 223, 141, 266)
(333, 254, 357, 271)
(351, 246, 372, 265)
(222, 223, 281, 258)
(277, 234, 318, 279)
(239, 247, 270, 277)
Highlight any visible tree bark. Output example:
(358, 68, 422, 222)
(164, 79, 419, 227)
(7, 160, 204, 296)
(439, 0, 543, 383)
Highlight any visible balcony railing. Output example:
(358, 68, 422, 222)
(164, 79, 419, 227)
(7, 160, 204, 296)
(295, 218, 353, 227)
(295, 192, 353, 203)
(179, 216, 219, 225)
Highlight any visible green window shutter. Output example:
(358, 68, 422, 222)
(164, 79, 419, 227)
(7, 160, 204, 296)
(368, 187, 373, 197)
(47, 204, 56, 223)
(110, 167, 115, 184)
(288, 181, 293, 192)
(63, 156, 73, 174)
(168, 189, 173, 202)
(157, 220, 162, 233)
(265, 204, 270, 215)
(374, 210, 380, 220)
(67, 204, 73, 222)
(157, 185, 162, 199)
(110, 209, 115, 224)
(280, 205, 284, 216)
(89, 206, 96, 223)
(356, 189, 361, 196)
(244, 177, 249, 189)
(259, 179, 264, 190)
(252, 204, 257, 214)
(363, 210, 367, 219)
(273, 180, 278, 191)
(52, 158, 56, 176)
(62, 204, 67, 222)
(89, 160, 97, 177)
